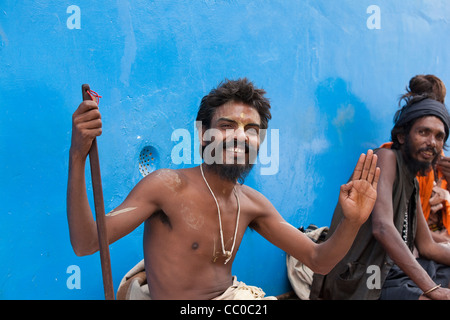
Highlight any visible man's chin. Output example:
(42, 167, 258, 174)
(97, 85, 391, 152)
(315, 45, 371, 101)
(207, 162, 254, 183)
(410, 159, 433, 176)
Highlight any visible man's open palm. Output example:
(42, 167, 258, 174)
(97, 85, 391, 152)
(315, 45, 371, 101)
(339, 150, 380, 225)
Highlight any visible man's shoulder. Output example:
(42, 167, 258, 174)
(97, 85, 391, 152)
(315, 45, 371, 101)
(143, 168, 190, 193)
(375, 146, 396, 156)
(238, 184, 274, 210)
(239, 184, 263, 198)
(374, 147, 398, 166)
(374, 148, 399, 186)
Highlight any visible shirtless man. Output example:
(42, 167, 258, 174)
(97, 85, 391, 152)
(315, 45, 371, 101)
(67, 78, 380, 300)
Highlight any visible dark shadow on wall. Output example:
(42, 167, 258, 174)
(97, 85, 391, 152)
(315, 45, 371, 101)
(308, 77, 378, 227)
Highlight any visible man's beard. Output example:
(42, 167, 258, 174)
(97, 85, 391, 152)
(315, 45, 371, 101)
(208, 162, 254, 184)
(202, 139, 258, 184)
(403, 136, 439, 176)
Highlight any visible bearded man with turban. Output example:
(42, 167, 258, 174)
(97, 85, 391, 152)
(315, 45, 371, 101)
(311, 93, 450, 300)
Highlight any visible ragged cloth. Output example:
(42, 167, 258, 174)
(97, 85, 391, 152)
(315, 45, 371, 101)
(116, 259, 276, 300)
(286, 225, 329, 300)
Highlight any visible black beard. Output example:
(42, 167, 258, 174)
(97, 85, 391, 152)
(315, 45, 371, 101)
(403, 136, 438, 176)
(202, 139, 258, 184)
(206, 162, 254, 184)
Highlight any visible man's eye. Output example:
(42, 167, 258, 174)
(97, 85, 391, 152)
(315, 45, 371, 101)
(246, 128, 259, 135)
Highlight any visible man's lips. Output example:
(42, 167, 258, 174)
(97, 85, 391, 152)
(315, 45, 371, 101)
(223, 141, 251, 154)
(226, 146, 246, 154)
(419, 148, 437, 160)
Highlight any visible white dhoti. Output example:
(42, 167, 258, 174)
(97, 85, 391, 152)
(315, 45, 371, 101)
(117, 259, 276, 300)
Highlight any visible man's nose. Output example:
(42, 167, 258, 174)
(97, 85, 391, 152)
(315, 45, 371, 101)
(233, 127, 247, 142)
(428, 135, 437, 147)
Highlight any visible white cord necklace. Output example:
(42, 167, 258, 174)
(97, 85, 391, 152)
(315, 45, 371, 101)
(200, 163, 240, 264)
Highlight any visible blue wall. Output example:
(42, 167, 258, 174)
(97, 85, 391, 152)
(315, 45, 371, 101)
(1, 0, 450, 299)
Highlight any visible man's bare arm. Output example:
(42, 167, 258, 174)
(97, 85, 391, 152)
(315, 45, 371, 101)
(253, 150, 380, 274)
(372, 148, 450, 299)
(310, 150, 380, 273)
(67, 101, 160, 256)
(415, 196, 450, 265)
(67, 100, 103, 255)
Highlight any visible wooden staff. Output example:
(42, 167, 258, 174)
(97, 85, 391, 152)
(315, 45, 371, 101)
(82, 84, 115, 300)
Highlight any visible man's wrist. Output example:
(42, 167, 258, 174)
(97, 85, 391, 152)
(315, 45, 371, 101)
(423, 284, 441, 297)
(341, 216, 364, 230)
(69, 146, 87, 162)
(425, 286, 445, 300)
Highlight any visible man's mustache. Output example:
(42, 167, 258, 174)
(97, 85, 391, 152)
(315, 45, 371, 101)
(418, 146, 438, 156)
(221, 139, 258, 154)
(202, 138, 259, 165)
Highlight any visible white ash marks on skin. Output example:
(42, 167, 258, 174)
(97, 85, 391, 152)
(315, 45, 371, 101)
(154, 169, 205, 230)
(181, 201, 205, 231)
(154, 169, 183, 192)
(106, 207, 137, 217)
(184, 213, 204, 231)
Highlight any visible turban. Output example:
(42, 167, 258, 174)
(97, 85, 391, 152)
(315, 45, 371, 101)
(394, 98, 450, 141)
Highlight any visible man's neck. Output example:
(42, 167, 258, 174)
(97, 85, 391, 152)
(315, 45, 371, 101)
(200, 164, 237, 196)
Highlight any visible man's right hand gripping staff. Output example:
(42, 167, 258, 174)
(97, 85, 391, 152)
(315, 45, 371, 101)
(67, 100, 103, 256)
(71, 100, 102, 159)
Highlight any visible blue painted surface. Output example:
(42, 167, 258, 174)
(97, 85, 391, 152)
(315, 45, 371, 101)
(1, 1, 450, 299)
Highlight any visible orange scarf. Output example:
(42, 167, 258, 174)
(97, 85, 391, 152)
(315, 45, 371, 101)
(380, 142, 450, 234)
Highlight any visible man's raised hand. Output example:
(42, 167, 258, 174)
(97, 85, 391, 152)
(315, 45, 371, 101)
(339, 150, 380, 225)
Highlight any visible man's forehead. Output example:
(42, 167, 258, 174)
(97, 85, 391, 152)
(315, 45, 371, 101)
(212, 102, 261, 123)
(413, 115, 446, 132)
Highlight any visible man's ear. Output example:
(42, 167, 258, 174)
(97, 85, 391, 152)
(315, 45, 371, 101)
(397, 133, 405, 144)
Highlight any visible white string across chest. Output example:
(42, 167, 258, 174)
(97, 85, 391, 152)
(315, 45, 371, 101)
(200, 163, 240, 264)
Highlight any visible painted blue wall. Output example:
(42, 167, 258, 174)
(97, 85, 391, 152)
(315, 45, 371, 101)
(1, 0, 450, 299)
